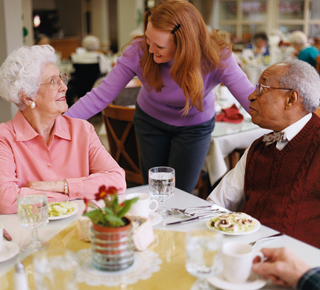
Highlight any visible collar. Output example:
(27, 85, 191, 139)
(12, 111, 71, 142)
(281, 113, 312, 141)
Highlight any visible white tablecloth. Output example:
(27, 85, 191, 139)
(205, 121, 271, 185)
(1, 185, 320, 290)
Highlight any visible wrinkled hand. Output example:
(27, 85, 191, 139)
(25, 180, 64, 193)
(252, 247, 311, 287)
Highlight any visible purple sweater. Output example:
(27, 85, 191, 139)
(65, 40, 254, 126)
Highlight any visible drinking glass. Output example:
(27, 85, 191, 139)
(186, 230, 223, 290)
(148, 166, 175, 217)
(17, 192, 49, 252)
(33, 248, 78, 290)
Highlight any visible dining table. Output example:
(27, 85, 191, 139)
(1, 185, 319, 290)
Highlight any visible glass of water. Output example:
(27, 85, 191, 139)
(17, 192, 49, 252)
(186, 230, 223, 290)
(148, 166, 175, 217)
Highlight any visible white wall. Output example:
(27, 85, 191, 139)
(0, 0, 21, 122)
(21, 0, 34, 46)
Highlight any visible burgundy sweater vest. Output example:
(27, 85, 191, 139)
(243, 113, 320, 248)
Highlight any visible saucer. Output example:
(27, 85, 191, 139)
(0, 241, 20, 262)
(149, 211, 162, 226)
(208, 272, 267, 290)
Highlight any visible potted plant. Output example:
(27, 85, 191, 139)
(83, 185, 138, 271)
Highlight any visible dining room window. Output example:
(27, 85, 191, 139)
(218, 0, 320, 40)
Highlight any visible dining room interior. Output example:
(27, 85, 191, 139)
(1, 0, 320, 289)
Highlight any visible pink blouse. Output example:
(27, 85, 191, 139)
(0, 111, 126, 214)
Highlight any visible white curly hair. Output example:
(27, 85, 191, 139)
(278, 59, 320, 112)
(82, 35, 100, 51)
(0, 45, 56, 110)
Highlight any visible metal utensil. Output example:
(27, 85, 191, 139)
(183, 210, 226, 217)
(166, 214, 217, 225)
(171, 205, 212, 214)
(249, 232, 284, 247)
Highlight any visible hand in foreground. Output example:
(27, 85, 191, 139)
(252, 247, 311, 287)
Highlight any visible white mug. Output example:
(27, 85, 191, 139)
(0, 223, 3, 254)
(126, 193, 158, 218)
(222, 242, 264, 283)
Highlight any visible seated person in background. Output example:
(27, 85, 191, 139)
(252, 247, 319, 290)
(71, 35, 112, 75)
(0, 45, 126, 214)
(35, 33, 50, 45)
(290, 30, 320, 68)
(247, 32, 269, 56)
(207, 59, 320, 248)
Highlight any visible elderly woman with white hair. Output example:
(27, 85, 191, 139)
(290, 30, 320, 68)
(0, 45, 126, 214)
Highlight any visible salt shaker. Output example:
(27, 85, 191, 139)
(14, 262, 29, 290)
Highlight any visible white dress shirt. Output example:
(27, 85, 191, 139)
(207, 113, 312, 211)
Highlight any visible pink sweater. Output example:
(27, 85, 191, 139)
(65, 40, 254, 126)
(0, 111, 126, 214)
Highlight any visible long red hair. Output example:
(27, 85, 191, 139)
(137, 0, 231, 115)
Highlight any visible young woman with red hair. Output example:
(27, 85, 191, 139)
(65, 0, 254, 193)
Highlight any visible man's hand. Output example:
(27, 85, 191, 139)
(252, 247, 311, 287)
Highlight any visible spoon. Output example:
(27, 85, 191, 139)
(172, 205, 212, 214)
(249, 232, 284, 247)
(184, 210, 227, 217)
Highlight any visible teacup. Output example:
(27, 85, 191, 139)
(126, 193, 158, 218)
(222, 242, 264, 284)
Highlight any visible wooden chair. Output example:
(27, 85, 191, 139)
(102, 103, 143, 185)
(316, 55, 320, 74)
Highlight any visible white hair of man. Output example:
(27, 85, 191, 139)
(0, 45, 56, 111)
(289, 31, 308, 45)
(278, 59, 320, 112)
(82, 35, 100, 51)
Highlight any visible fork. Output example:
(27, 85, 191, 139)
(172, 205, 212, 214)
(249, 232, 284, 247)
(183, 209, 226, 217)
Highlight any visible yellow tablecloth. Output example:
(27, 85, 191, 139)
(1, 221, 196, 290)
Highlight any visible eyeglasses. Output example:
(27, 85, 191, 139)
(255, 83, 293, 96)
(40, 74, 68, 89)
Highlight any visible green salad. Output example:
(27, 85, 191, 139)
(48, 202, 77, 217)
(207, 212, 256, 234)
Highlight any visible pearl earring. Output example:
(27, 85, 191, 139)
(30, 101, 36, 109)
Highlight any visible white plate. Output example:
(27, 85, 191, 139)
(149, 211, 162, 226)
(48, 203, 78, 220)
(208, 272, 267, 290)
(0, 241, 20, 262)
(206, 217, 261, 235)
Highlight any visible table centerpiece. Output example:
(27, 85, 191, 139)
(83, 186, 138, 271)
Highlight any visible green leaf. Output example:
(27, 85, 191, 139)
(105, 214, 124, 227)
(118, 197, 139, 218)
(83, 209, 104, 225)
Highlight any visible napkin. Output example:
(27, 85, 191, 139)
(216, 104, 244, 124)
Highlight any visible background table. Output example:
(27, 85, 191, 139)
(205, 120, 271, 185)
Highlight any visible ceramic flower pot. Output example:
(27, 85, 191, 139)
(90, 217, 134, 271)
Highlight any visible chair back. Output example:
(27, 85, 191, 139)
(316, 55, 320, 74)
(102, 103, 143, 185)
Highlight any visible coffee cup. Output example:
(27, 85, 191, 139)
(126, 193, 158, 218)
(222, 242, 264, 283)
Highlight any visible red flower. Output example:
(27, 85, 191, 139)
(83, 198, 90, 213)
(95, 185, 118, 201)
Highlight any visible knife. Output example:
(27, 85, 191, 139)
(3, 228, 12, 241)
(166, 214, 217, 225)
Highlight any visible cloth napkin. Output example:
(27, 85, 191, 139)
(216, 104, 244, 124)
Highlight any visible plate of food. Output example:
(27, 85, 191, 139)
(48, 202, 78, 220)
(206, 212, 260, 235)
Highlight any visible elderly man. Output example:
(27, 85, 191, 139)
(207, 59, 320, 248)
